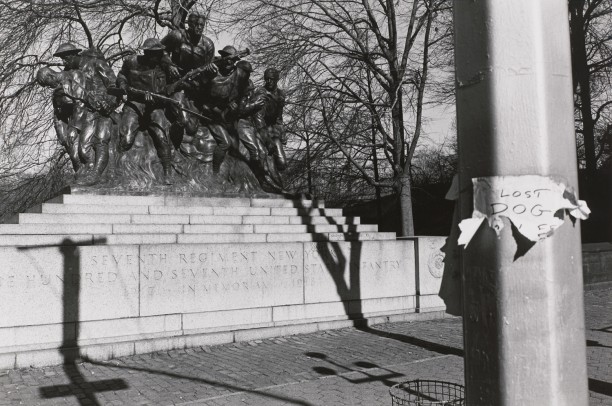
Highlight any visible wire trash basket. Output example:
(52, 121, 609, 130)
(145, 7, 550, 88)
(389, 379, 465, 405)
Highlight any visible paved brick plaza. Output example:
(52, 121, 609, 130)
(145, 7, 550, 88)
(0, 287, 610, 405)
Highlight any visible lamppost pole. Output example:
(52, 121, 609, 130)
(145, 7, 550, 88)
(453, 1, 589, 404)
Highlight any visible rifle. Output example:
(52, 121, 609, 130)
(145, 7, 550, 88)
(107, 87, 213, 122)
(166, 48, 251, 94)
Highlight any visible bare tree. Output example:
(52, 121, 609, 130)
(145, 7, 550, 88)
(224, 0, 451, 236)
(569, 0, 612, 181)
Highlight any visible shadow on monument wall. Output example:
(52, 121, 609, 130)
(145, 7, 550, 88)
(295, 199, 363, 322)
(22, 238, 311, 406)
(21, 238, 129, 405)
(296, 200, 466, 357)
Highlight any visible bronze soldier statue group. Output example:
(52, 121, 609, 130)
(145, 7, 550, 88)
(36, 12, 287, 193)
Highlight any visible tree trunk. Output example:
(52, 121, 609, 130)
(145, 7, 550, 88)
(396, 172, 415, 236)
(391, 91, 406, 172)
(390, 90, 414, 236)
(371, 117, 382, 224)
(366, 66, 383, 224)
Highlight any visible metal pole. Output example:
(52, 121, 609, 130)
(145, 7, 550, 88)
(453, 1, 589, 405)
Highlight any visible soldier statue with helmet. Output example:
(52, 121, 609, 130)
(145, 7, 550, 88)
(35, 65, 87, 172)
(252, 68, 288, 174)
(199, 59, 256, 175)
(215, 45, 241, 77)
(162, 11, 218, 139)
(115, 38, 175, 184)
(54, 42, 82, 72)
(47, 42, 118, 184)
(74, 47, 118, 185)
(40, 17, 292, 193)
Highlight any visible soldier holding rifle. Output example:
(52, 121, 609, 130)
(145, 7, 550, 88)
(115, 38, 174, 184)
(161, 12, 217, 137)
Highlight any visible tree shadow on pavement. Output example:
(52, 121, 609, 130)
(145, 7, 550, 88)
(589, 378, 612, 397)
(305, 352, 403, 387)
(355, 325, 464, 357)
(587, 339, 612, 349)
(595, 325, 612, 333)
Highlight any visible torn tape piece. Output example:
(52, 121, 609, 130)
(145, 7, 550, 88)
(457, 175, 590, 246)
(570, 200, 590, 220)
(458, 217, 485, 247)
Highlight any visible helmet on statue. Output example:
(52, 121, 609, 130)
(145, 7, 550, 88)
(53, 43, 82, 58)
(140, 38, 165, 52)
(218, 45, 239, 58)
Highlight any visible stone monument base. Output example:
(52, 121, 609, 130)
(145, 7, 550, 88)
(0, 190, 447, 369)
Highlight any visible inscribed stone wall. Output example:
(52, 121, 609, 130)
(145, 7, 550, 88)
(0, 246, 139, 327)
(0, 240, 416, 330)
(140, 243, 304, 315)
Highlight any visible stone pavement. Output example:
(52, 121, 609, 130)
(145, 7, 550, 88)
(0, 287, 609, 406)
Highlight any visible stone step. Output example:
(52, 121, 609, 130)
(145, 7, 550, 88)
(12, 213, 193, 225)
(236, 216, 357, 225)
(164, 196, 251, 207)
(0, 224, 112, 235)
(26, 204, 344, 217)
(47, 194, 325, 209)
(151, 206, 266, 216)
(11, 213, 133, 224)
(97, 232, 394, 244)
(251, 224, 378, 234)
(327, 232, 395, 241)
(27, 203, 150, 215)
(152, 206, 339, 216)
(176, 234, 268, 244)
(48, 194, 166, 206)
(189, 215, 243, 225)
(0, 234, 95, 246)
(250, 198, 325, 208)
(183, 225, 254, 234)
(182, 224, 377, 234)
(188, 214, 356, 226)
(92, 234, 178, 245)
(265, 232, 396, 242)
(8, 213, 361, 227)
(0, 222, 376, 235)
(0, 231, 396, 246)
(270, 207, 342, 217)
(286, 216, 359, 225)
(130, 215, 191, 224)
(111, 224, 185, 234)
(180, 232, 395, 243)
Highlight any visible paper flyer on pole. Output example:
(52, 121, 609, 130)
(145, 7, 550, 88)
(458, 175, 590, 247)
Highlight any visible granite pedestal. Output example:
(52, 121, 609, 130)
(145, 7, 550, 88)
(0, 190, 446, 368)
